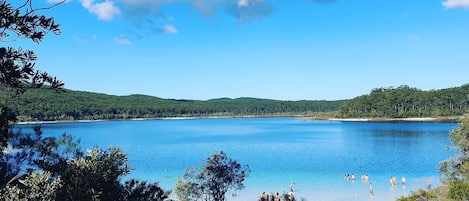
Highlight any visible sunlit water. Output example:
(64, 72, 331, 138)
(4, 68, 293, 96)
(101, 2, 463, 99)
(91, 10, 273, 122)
(15, 118, 457, 201)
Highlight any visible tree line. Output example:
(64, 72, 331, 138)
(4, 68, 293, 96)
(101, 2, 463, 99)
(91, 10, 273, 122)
(1, 87, 344, 121)
(339, 84, 469, 118)
(4, 84, 469, 122)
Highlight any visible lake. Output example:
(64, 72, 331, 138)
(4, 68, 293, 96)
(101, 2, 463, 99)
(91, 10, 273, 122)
(16, 118, 457, 201)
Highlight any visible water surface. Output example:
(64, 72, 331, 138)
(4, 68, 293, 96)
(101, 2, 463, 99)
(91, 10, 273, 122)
(16, 118, 456, 201)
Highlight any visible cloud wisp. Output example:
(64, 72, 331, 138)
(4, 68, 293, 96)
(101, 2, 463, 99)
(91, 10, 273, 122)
(442, 0, 469, 9)
(119, 0, 274, 23)
(228, 0, 274, 23)
(80, 0, 121, 20)
(115, 35, 132, 45)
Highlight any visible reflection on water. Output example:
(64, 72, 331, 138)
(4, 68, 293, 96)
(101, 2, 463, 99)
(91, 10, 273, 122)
(15, 118, 456, 201)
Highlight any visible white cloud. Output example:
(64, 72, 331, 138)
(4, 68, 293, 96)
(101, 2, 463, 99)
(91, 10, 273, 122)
(442, 0, 469, 9)
(161, 25, 178, 34)
(238, 0, 249, 7)
(81, 0, 121, 20)
(116, 36, 132, 45)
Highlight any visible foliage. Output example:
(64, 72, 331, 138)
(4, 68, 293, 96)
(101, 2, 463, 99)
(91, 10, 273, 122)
(51, 146, 171, 201)
(0, 0, 64, 92)
(1, 0, 64, 185)
(340, 85, 469, 118)
(448, 181, 469, 201)
(1, 2, 171, 201)
(0, 87, 344, 121)
(0, 171, 62, 201)
(54, 147, 131, 200)
(438, 115, 469, 201)
(0, 125, 79, 186)
(440, 114, 469, 182)
(123, 179, 171, 201)
(176, 151, 250, 201)
(396, 189, 437, 201)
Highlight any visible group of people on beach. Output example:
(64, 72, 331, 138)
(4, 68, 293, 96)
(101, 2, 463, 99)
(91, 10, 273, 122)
(258, 182, 295, 201)
(343, 173, 409, 198)
(389, 176, 406, 186)
(343, 173, 369, 182)
(258, 192, 283, 201)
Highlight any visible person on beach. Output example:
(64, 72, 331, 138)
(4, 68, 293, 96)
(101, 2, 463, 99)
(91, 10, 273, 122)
(401, 176, 406, 186)
(426, 178, 432, 190)
(290, 182, 295, 192)
(369, 182, 374, 197)
(274, 192, 281, 201)
(260, 192, 266, 201)
(362, 173, 369, 182)
(288, 190, 295, 201)
(390, 176, 397, 186)
(351, 173, 356, 181)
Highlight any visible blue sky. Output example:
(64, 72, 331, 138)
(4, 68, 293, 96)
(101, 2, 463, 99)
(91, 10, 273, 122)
(14, 0, 469, 100)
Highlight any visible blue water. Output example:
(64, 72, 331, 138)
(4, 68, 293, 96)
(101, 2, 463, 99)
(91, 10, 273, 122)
(15, 118, 457, 201)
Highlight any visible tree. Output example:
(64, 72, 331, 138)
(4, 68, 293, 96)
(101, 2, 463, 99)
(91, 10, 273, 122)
(0, 0, 64, 92)
(1, 2, 171, 201)
(176, 151, 250, 201)
(438, 114, 469, 200)
(124, 179, 171, 201)
(440, 114, 469, 182)
(0, 171, 62, 201)
(1, 0, 65, 184)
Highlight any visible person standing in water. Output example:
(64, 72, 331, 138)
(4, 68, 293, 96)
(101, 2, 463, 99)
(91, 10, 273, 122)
(369, 182, 374, 197)
(290, 182, 295, 192)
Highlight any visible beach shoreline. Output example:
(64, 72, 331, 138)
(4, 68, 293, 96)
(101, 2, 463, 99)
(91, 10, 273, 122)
(326, 116, 462, 122)
(14, 115, 462, 125)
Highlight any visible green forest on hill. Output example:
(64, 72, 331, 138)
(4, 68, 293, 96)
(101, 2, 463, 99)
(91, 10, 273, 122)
(2, 84, 469, 121)
(0, 87, 343, 121)
(340, 84, 469, 118)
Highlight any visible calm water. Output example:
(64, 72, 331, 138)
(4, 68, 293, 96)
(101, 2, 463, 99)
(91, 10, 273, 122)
(16, 118, 457, 201)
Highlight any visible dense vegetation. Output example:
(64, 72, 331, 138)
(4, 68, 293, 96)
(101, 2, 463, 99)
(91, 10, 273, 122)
(340, 85, 469, 118)
(1, 1, 170, 200)
(1, 87, 344, 121)
(4, 84, 469, 122)
(175, 151, 250, 201)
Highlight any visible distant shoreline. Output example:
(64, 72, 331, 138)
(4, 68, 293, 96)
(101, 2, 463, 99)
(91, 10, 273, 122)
(324, 116, 462, 122)
(14, 115, 462, 125)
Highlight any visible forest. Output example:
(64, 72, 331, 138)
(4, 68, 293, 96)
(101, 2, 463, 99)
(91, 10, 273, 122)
(3, 84, 469, 121)
(1, 87, 344, 121)
(0, 84, 469, 121)
(340, 84, 469, 118)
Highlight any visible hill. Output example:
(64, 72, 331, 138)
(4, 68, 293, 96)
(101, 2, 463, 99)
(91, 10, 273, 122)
(4, 84, 469, 122)
(340, 84, 469, 118)
(1, 87, 344, 121)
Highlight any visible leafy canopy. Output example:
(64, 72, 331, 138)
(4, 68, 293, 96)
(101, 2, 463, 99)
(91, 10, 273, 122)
(0, 0, 64, 92)
(176, 151, 251, 201)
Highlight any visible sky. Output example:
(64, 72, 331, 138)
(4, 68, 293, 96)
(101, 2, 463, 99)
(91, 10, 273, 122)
(11, 0, 469, 100)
